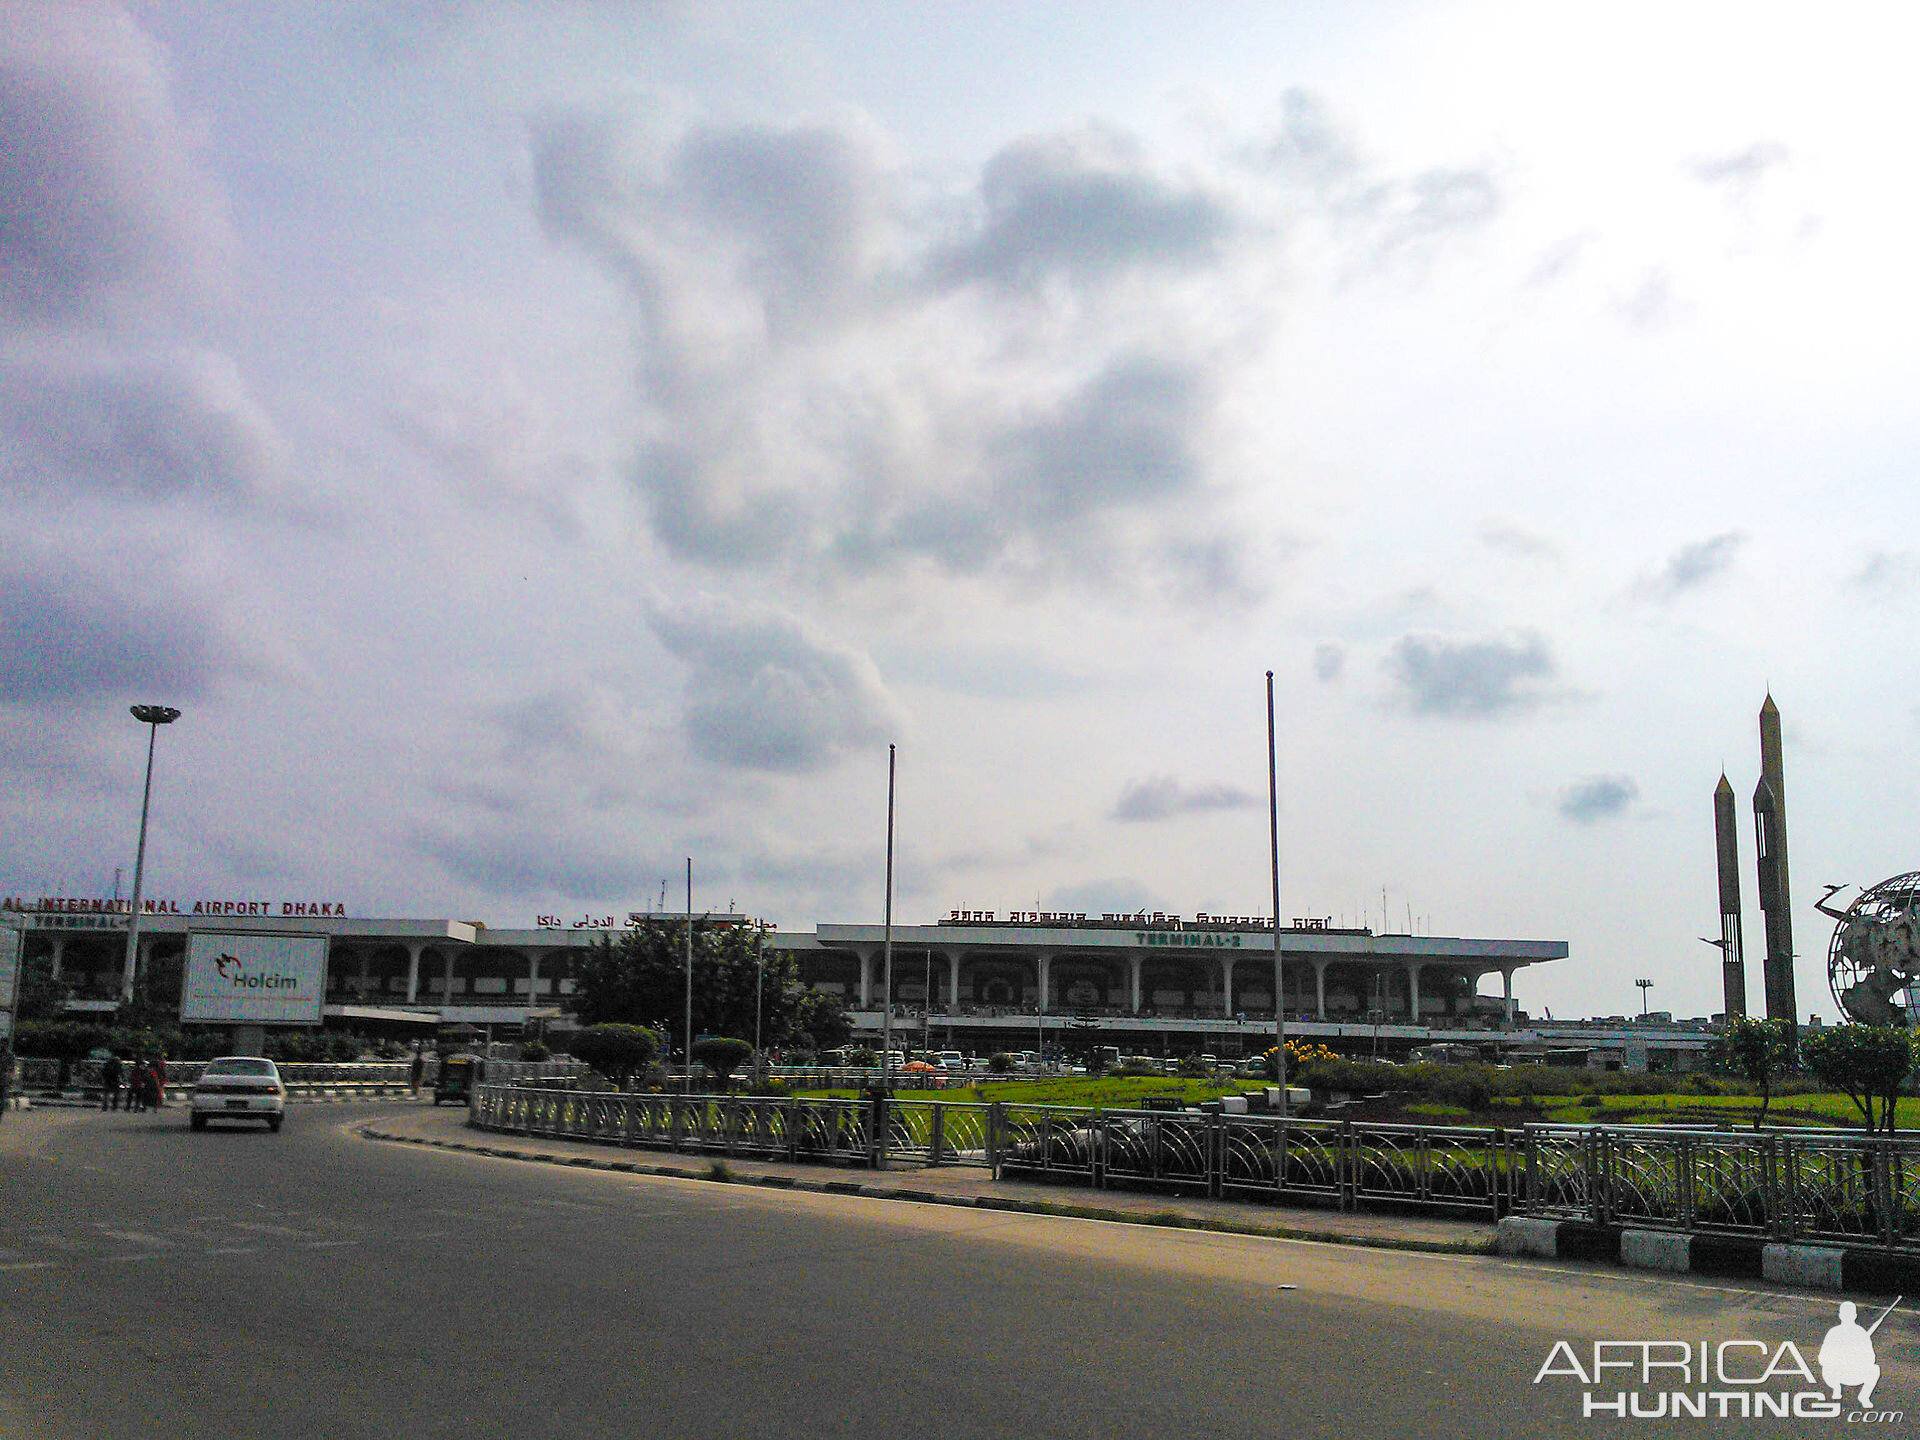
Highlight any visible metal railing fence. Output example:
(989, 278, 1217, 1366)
(465, 1090, 1920, 1247)
(1516, 1124, 1920, 1249)
(473, 1086, 913, 1169)
(469, 1086, 1518, 1217)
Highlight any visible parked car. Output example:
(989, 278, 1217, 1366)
(190, 1057, 286, 1132)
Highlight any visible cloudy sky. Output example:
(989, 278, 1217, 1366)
(7, 1, 1920, 1021)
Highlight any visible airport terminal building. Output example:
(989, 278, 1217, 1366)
(11, 896, 1577, 1055)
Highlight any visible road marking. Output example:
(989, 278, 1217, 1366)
(97, 1228, 170, 1248)
(205, 1247, 256, 1255)
(300, 1240, 360, 1249)
(101, 1253, 163, 1264)
(0, 1262, 55, 1273)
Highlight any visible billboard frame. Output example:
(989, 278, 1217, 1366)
(0, 916, 22, 1045)
(181, 929, 329, 1027)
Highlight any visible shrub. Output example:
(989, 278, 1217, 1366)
(1706, 1016, 1796, 1129)
(1115, 1056, 1162, 1077)
(1292, 1057, 1402, 1094)
(520, 1041, 552, 1062)
(988, 1052, 1015, 1074)
(570, 1024, 662, 1087)
(1176, 1053, 1212, 1079)
(1803, 1024, 1915, 1132)
(691, 1036, 755, 1088)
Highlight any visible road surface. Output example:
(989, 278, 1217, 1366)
(2, 1103, 1912, 1438)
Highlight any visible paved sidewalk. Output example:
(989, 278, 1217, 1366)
(360, 1104, 1497, 1254)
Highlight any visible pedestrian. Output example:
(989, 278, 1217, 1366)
(152, 1053, 167, 1108)
(101, 1053, 123, 1111)
(136, 1061, 157, 1113)
(409, 1048, 424, 1094)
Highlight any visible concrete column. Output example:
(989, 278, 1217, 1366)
(1502, 967, 1516, 1020)
(405, 942, 424, 1004)
(858, 949, 874, 1009)
(1036, 954, 1051, 1013)
(441, 949, 456, 1007)
(526, 950, 542, 1013)
(358, 951, 371, 995)
(48, 936, 64, 981)
(943, 951, 963, 1010)
(1128, 954, 1143, 1014)
(1405, 962, 1424, 1022)
(1220, 955, 1236, 1017)
(1312, 959, 1328, 1021)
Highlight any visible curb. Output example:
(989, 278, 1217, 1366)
(354, 1123, 1496, 1257)
(1495, 1215, 1920, 1297)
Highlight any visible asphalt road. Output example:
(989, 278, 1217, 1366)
(2, 1103, 1915, 1439)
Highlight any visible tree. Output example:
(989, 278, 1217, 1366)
(1707, 1016, 1796, 1129)
(569, 1024, 661, 1088)
(791, 990, 852, 1054)
(1803, 1024, 1915, 1133)
(572, 920, 813, 1055)
(15, 954, 69, 1023)
(691, 1036, 754, 1089)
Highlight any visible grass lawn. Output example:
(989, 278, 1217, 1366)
(793, 1076, 1259, 1108)
(785, 1076, 1920, 1131)
(1534, 1090, 1917, 1129)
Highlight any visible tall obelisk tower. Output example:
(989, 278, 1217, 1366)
(1713, 773, 1747, 1018)
(1752, 694, 1797, 1025)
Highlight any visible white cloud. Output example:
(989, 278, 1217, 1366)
(1386, 632, 1559, 719)
(0, 3, 234, 321)
(1112, 776, 1258, 823)
(648, 595, 901, 772)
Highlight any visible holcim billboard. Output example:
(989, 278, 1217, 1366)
(182, 931, 328, 1025)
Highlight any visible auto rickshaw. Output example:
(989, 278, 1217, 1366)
(433, 1052, 482, 1106)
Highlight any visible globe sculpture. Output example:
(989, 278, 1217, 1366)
(1824, 872, 1920, 1026)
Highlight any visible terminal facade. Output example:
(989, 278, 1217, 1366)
(11, 899, 1715, 1067)
(10, 898, 1730, 1063)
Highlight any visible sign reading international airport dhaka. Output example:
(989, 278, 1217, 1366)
(181, 931, 329, 1026)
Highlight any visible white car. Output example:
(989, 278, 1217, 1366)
(190, 1057, 287, 1132)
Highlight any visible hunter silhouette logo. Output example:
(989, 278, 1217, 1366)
(1820, 1300, 1894, 1407)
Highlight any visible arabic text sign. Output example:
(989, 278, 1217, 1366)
(182, 931, 327, 1025)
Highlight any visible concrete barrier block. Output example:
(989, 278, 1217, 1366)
(1497, 1216, 1561, 1258)
(1620, 1228, 1691, 1273)
(1762, 1243, 1845, 1291)
(1842, 1248, 1920, 1297)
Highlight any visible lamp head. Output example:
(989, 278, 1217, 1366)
(129, 705, 181, 726)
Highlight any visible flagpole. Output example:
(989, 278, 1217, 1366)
(882, 743, 896, 1090)
(1268, 671, 1288, 1120)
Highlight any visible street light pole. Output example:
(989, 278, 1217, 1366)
(123, 705, 181, 1003)
(754, 924, 765, 1085)
(1636, 978, 1654, 1018)
(684, 857, 693, 1087)
(1267, 672, 1288, 1119)
(881, 743, 896, 1090)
